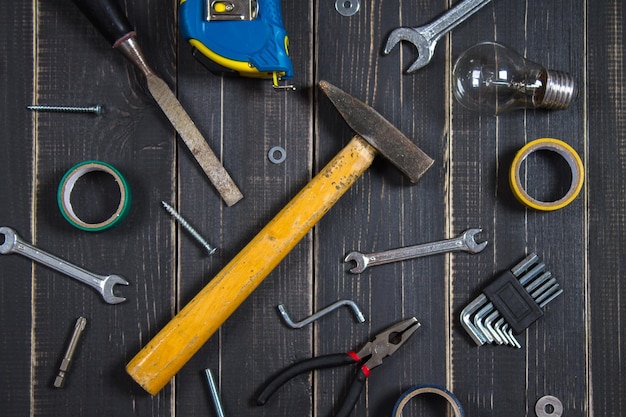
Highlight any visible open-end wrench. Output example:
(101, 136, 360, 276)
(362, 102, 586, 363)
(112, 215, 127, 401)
(345, 228, 487, 274)
(0, 226, 128, 304)
(383, 0, 493, 73)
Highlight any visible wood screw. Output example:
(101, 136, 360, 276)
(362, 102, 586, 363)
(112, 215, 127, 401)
(161, 201, 217, 255)
(26, 104, 103, 115)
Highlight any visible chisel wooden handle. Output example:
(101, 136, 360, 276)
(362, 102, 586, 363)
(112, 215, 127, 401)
(126, 136, 377, 394)
(71, 0, 134, 47)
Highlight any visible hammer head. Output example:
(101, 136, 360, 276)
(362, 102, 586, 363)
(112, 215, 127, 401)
(319, 80, 434, 183)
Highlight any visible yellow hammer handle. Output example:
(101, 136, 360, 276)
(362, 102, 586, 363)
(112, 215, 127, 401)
(126, 136, 377, 394)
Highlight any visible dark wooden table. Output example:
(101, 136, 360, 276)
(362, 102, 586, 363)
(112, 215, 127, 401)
(1, 1, 623, 416)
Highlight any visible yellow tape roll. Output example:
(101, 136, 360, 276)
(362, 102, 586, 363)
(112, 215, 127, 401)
(509, 138, 584, 211)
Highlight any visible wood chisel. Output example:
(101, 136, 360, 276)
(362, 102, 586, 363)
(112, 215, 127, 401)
(71, 0, 243, 207)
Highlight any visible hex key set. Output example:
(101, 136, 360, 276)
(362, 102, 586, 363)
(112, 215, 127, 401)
(461, 253, 563, 348)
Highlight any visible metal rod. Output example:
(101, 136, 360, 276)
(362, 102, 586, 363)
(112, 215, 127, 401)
(204, 369, 226, 417)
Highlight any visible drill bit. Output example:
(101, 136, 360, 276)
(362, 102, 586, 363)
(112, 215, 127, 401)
(54, 317, 87, 388)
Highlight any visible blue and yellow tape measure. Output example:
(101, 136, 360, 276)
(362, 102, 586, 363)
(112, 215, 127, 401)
(180, 0, 294, 89)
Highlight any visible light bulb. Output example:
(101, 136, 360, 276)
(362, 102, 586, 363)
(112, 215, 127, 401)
(452, 42, 577, 114)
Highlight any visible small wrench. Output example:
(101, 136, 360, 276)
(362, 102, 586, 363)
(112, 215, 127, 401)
(345, 228, 487, 274)
(0, 226, 128, 304)
(383, 0, 493, 73)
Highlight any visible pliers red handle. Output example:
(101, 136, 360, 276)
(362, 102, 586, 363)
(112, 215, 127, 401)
(257, 317, 421, 417)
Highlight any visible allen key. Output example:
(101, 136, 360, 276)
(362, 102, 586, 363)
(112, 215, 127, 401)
(460, 253, 562, 348)
(277, 299, 366, 329)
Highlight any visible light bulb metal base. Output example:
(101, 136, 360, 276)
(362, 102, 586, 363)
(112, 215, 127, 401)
(538, 70, 577, 110)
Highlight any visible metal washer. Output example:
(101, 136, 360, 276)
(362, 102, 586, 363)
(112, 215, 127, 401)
(335, 0, 360, 16)
(268, 146, 287, 164)
(535, 395, 563, 417)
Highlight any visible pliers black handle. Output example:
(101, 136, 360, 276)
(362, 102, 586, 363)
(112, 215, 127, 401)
(257, 318, 420, 417)
(257, 352, 368, 417)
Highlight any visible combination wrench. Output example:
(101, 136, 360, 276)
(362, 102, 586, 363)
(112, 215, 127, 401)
(383, 0, 493, 72)
(0, 226, 128, 304)
(345, 228, 487, 274)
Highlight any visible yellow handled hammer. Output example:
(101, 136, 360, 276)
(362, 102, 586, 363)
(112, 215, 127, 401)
(126, 81, 434, 394)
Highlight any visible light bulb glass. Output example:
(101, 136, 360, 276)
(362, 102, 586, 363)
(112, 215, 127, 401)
(453, 42, 576, 114)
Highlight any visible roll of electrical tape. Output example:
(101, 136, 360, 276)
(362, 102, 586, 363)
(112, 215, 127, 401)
(57, 161, 131, 231)
(392, 384, 465, 417)
(509, 138, 584, 211)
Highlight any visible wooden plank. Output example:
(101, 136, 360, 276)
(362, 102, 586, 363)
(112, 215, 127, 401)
(1, 0, 624, 416)
(0, 2, 35, 416)
(314, 0, 448, 415)
(26, 1, 176, 415)
(173, 1, 315, 415)
(587, 2, 626, 417)
(450, 1, 587, 417)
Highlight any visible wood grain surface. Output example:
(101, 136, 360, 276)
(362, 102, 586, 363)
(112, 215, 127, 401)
(0, 1, 623, 416)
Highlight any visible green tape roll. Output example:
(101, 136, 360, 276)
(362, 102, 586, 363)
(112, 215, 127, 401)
(57, 161, 131, 231)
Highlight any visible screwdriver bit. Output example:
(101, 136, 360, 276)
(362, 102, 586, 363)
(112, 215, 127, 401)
(54, 317, 87, 388)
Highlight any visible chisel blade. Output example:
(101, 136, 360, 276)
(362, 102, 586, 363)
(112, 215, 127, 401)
(146, 73, 243, 206)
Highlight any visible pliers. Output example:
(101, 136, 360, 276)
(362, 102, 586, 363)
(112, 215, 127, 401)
(256, 317, 421, 417)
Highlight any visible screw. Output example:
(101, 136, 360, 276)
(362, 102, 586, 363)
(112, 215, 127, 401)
(26, 104, 103, 116)
(161, 201, 217, 255)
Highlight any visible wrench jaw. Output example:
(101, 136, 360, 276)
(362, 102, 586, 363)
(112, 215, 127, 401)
(406, 41, 437, 73)
(344, 251, 368, 274)
(383, 28, 432, 73)
(461, 228, 488, 254)
(100, 275, 129, 305)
